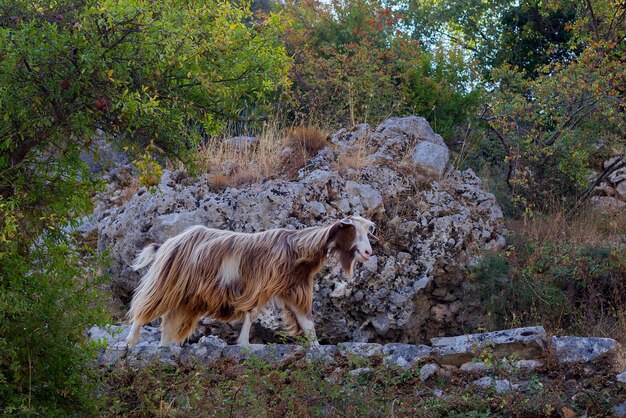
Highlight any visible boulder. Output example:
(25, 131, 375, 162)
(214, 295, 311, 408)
(383, 343, 432, 369)
(551, 336, 625, 371)
(472, 376, 518, 393)
(419, 362, 440, 381)
(431, 326, 548, 366)
(97, 116, 506, 344)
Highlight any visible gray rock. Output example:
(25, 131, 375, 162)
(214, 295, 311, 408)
(383, 344, 432, 369)
(591, 196, 626, 211)
(460, 361, 489, 374)
(128, 344, 182, 367)
(309, 201, 327, 217)
(472, 376, 518, 393)
(96, 116, 507, 344)
(376, 116, 445, 146)
(614, 401, 626, 418)
(411, 141, 450, 176)
(615, 371, 626, 383)
(180, 336, 227, 366)
(515, 359, 543, 371)
(338, 342, 383, 358)
(419, 363, 440, 381)
(551, 336, 624, 370)
(431, 326, 547, 366)
(222, 344, 305, 364)
(616, 181, 626, 201)
(306, 345, 339, 363)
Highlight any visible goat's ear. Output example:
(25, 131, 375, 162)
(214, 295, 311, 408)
(339, 217, 354, 227)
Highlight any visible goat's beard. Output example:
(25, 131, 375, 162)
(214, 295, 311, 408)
(334, 247, 357, 278)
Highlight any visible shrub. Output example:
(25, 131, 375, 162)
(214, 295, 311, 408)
(278, 0, 480, 137)
(0, 0, 290, 413)
(472, 209, 626, 341)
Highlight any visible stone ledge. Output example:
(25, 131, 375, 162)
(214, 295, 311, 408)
(88, 325, 624, 374)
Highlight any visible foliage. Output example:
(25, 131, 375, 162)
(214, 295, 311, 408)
(472, 210, 626, 341)
(0, 232, 109, 415)
(0, 0, 289, 413)
(405, 0, 579, 77)
(476, 0, 626, 209)
(278, 0, 480, 138)
(99, 354, 624, 416)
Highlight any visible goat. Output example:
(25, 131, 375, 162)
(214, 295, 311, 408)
(126, 216, 375, 347)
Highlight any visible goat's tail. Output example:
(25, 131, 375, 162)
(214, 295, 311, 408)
(126, 243, 169, 330)
(132, 243, 160, 270)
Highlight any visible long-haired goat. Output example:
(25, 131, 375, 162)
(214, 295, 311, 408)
(126, 216, 375, 347)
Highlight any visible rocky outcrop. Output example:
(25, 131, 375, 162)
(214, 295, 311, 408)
(591, 155, 626, 211)
(96, 116, 507, 344)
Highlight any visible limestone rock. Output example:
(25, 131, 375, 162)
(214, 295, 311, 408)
(419, 362, 440, 381)
(383, 344, 432, 369)
(616, 181, 626, 201)
(96, 116, 507, 343)
(412, 141, 450, 176)
(515, 359, 543, 371)
(460, 361, 489, 374)
(338, 342, 383, 358)
(472, 376, 518, 393)
(222, 344, 305, 364)
(551, 336, 625, 371)
(431, 326, 547, 366)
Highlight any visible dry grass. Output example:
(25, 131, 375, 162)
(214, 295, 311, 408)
(196, 124, 330, 188)
(509, 205, 626, 246)
(282, 125, 329, 175)
(334, 135, 372, 171)
(196, 122, 286, 188)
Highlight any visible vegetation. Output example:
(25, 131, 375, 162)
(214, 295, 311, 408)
(0, 0, 288, 413)
(0, 0, 624, 415)
(473, 208, 626, 342)
(99, 354, 624, 416)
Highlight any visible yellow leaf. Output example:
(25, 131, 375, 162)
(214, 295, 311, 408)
(107, 69, 114, 77)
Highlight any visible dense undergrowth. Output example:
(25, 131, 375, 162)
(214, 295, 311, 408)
(99, 354, 624, 417)
(473, 208, 626, 343)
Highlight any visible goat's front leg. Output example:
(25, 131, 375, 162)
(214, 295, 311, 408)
(286, 304, 319, 346)
(237, 309, 258, 345)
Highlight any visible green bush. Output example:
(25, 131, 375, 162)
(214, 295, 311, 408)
(279, 0, 480, 137)
(0, 232, 109, 415)
(0, 0, 290, 413)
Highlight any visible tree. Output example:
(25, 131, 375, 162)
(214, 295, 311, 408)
(0, 0, 289, 413)
(279, 0, 479, 137)
(405, 0, 579, 77)
(484, 0, 626, 209)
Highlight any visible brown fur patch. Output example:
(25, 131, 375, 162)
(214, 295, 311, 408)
(326, 223, 357, 275)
